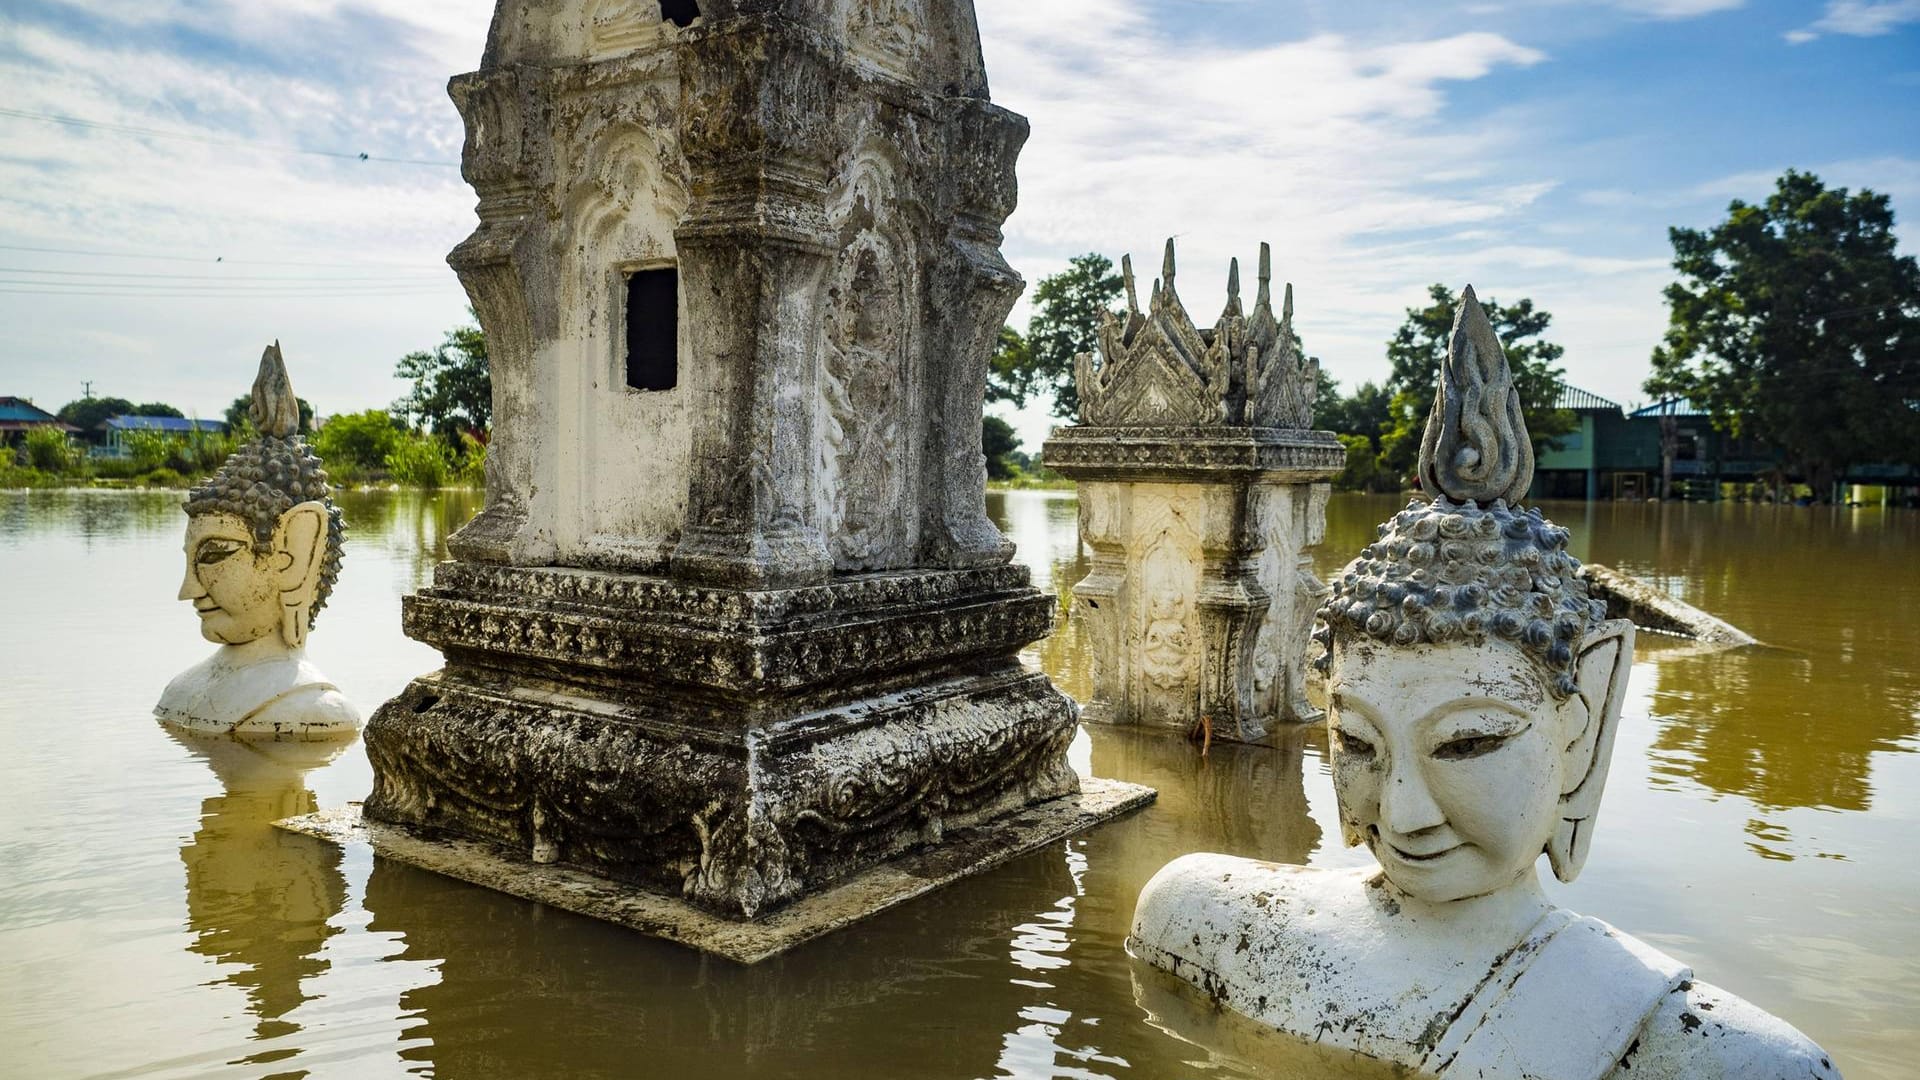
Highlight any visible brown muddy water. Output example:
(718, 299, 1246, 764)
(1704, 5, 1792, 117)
(1, 489, 1914, 1079)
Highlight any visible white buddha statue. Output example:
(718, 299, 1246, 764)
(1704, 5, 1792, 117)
(156, 343, 359, 738)
(1129, 289, 1839, 1080)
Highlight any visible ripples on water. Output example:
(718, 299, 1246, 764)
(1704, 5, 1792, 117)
(0, 489, 1914, 1078)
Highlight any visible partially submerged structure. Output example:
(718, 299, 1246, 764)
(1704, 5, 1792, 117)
(1044, 242, 1344, 743)
(284, 0, 1150, 962)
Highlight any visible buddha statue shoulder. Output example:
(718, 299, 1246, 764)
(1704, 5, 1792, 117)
(1128, 290, 1839, 1079)
(156, 343, 359, 739)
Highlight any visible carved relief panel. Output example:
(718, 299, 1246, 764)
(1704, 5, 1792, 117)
(818, 148, 918, 571)
(841, 0, 926, 82)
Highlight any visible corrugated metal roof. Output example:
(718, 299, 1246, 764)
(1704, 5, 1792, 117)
(1554, 385, 1622, 413)
(1629, 398, 1710, 418)
(101, 415, 228, 433)
(0, 396, 61, 423)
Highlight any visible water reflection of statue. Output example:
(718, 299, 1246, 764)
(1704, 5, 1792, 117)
(1129, 290, 1838, 1079)
(155, 343, 359, 737)
(169, 726, 350, 1042)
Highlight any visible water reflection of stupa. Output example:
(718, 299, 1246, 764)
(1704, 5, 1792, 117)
(169, 728, 349, 1042)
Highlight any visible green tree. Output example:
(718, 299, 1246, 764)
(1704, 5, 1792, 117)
(224, 395, 313, 434)
(311, 410, 406, 475)
(56, 396, 134, 442)
(1315, 379, 1394, 442)
(987, 325, 1036, 406)
(1015, 254, 1125, 419)
(1377, 285, 1575, 484)
(395, 320, 491, 441)
(131, 402, 184, 419)
(982, 415, 1021, 481)
(1647, 170, 1920, 497)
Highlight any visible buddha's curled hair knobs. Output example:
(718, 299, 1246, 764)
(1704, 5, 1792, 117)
(185, 342, 345, 624)
(1316, 288, 1601, 698)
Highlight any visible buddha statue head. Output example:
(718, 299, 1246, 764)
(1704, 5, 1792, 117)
(1311, 289, 1633, 903)
(179, 343, 345, 650)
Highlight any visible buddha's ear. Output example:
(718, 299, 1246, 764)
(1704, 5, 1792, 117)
(1547, 618, 1635, 883)
(270, 501, 328, 648)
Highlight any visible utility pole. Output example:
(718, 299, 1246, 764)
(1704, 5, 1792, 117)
(81, 381, 94, 400)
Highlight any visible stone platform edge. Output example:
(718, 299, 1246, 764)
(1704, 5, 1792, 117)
(276, 777, 1155, 965)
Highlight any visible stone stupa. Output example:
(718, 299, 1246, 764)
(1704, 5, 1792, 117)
(281, 0, 1150, 962)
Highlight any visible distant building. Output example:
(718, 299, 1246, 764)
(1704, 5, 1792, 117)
(1530, 389, 1915, 501)
(0, 397, 78, 445)
(1530, 387, 1651, 501)
(97, 415, 229, 457)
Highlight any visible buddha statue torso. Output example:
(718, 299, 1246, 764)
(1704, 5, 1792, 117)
(1127, 288, 1841, 1079)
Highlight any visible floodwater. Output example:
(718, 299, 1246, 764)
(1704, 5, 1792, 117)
(1, 488, 1915, 1079)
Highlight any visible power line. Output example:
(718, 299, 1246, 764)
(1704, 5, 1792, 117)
(0, 107, 460, 168)
(0, 287, 452, 300)
(0, 242, 446, 269)
(0, 266, 446, 283)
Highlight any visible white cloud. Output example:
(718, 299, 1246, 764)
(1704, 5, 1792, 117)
(1609, 0, 1745, 17)
(1785, 1, 1920, 43)
(0, 3, 483, 419)
(978, 1, 1624, 446)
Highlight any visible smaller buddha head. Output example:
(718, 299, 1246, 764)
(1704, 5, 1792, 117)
(1312, 289, 1633, 903)
(179, 343, 344, 649)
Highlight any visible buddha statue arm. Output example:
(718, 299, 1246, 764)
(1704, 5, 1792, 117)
(1608, 979, 1842, 1079)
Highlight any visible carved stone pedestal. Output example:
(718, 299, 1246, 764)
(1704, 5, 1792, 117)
(1047, 427, 1342, 742)
(313, 561, 1149, 954)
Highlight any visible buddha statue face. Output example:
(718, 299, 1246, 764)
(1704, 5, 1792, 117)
(179, 503, 330, 647)
(1326, 626, 1630, 903)
(179, 342, 345, 651)
(1308, 287, 1638, 902)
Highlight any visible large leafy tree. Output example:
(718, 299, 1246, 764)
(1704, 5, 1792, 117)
(1377, 285, 1575, 482)
(987, 254, 1124, 419)
(1647, 170, 1920, 496)
(395, 319, 491, 441)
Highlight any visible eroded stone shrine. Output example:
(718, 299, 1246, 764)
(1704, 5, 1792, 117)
(282, 0, 1151, 960)
(1044, 242, 1345, 743)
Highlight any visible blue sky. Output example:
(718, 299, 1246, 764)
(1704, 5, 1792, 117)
(1, 0, 1915, 452)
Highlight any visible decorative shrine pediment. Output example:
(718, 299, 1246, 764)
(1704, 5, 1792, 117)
(1075, 240, 1321, 431)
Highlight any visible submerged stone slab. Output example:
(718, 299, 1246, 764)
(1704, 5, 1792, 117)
(279, 778, 1152, 965)
(1581, 562, 1759, 647)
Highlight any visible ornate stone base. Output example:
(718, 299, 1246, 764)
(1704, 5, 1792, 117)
(355, 559, 1150, 931)
(278, 778, 1152, 964)
(1045, 427, 1344, 743)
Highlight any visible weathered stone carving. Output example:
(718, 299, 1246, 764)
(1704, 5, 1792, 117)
(156, 343, 359, 739)
(1129, 289, 1838, 1079)
(1046, 242, 1343, 742)
(1074, 242, 1320, 430)
(335, 0, 1151, 954)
